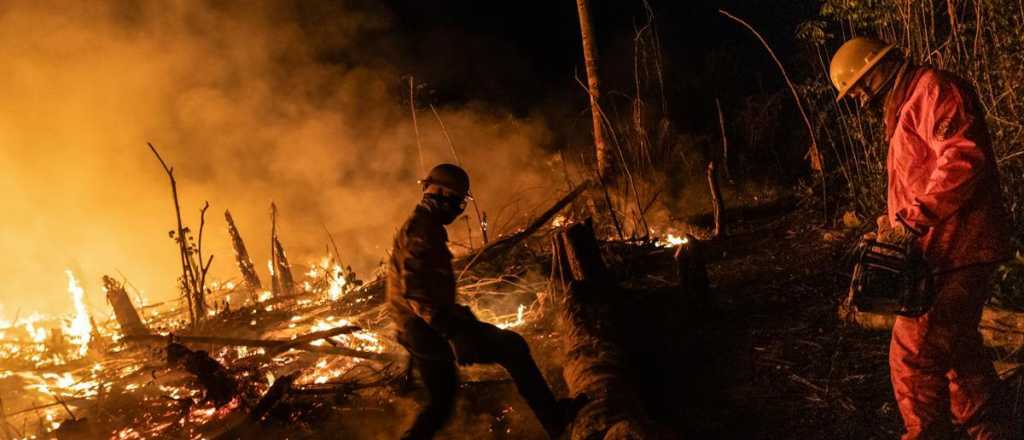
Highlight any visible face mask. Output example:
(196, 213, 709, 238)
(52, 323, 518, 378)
(423, 193, 467, 224)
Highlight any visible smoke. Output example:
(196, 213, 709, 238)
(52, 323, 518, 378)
(0, 1, 558, 316)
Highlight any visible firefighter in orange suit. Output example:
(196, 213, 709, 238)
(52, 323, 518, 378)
(831, 37, 1013, 439)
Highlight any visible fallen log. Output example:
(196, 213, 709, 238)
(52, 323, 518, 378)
(123, 327, 396, 362)
(102, 276, 149, 337)
(838, 301, 1024, 351)
(455, 180, 590, 273)
(553, 221, 656, 439)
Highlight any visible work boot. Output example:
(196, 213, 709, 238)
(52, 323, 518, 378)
(544, 394, 590, 439)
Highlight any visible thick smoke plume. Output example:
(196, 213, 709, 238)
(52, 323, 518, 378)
(0, 1, 557, 315)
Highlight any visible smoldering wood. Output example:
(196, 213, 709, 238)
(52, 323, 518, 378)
(706, 161, 725, 238)
(224, 210, 262, 302)
(166, 341, 238, 406)
(269, 203, 295, 297)
(124, 326, 396, 362)
(102, 276, 148, 337)
(273, 237, 295, 295)
(552, 221, 656, 439)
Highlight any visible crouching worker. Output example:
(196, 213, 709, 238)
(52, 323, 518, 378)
(388, 164, 582, 439)
(831, 38, 1013, 439)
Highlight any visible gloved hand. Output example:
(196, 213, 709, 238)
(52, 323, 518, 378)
(877, 214, 925, 246)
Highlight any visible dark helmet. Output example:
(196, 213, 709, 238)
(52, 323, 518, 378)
(419, 163, 472, 198)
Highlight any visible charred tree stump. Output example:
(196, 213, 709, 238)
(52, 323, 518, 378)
(706, 161, 725, 238)
(269, 203, 295, 296)
(102, 276, 148, 337)
(673, 235, 710, 310)
(553, 221, 656, 439)
(166, 340, 238, 406)
(225, 210, 262, 302)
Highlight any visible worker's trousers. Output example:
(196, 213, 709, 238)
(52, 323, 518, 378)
(397, 317, 560, 439)
(890, 264, 1012, 439)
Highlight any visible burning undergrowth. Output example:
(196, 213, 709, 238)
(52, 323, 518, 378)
(0, 186, 697, 439)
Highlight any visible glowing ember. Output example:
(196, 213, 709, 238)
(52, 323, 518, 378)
(63, 270, 92, 357)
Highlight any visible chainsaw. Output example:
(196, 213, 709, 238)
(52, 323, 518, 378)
(846, 237, 934, 318)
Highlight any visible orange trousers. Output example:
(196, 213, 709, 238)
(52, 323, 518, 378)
(890, 264, 1012, 439)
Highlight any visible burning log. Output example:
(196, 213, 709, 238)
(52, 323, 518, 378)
(224, 210, 262, 302)
(102, 276, 148, 337)
(552, 221, 656, 439)
(166, 340, 238, 406)
(270, 203, 295, 296)
(124, 326, 396, 362)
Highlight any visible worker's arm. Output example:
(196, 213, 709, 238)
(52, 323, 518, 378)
(895, 77, 989, 233)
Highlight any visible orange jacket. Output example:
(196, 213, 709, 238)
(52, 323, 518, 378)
(884, 66, 1011, 271)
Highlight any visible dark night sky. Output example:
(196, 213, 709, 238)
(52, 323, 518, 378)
(300, 0, 821, 137)
(368, 0, 815, 116)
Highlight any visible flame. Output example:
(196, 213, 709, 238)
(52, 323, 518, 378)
(657, 233, 688, 248)
(63, 270, 92, 356)
(327, 264, 346, 301)
(496, 304, 528, 329)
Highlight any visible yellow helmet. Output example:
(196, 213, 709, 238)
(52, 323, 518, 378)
(829, 37, 896, 102)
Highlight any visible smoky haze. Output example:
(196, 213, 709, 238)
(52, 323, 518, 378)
(0, 1, 558, 317)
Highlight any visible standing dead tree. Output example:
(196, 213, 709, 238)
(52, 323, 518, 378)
(552, 220, 656, 439)
(706, 161, 725, 238)
(269, 203, 295, 297)
(102, 276, 148, 337)
(225, 209, 262, 302)
(147, 143, 213, 325)
(576, 0, 611, 179)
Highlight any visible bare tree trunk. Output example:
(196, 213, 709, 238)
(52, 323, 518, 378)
(147, 142, 202, 325)
(706, 161, 725, 238)
(552, 221, 656, 439)
(102, 276, 148, 337)
(715, 98, 731, 180)
(576, 0, 611, 179)
(225, 209, 262, 302)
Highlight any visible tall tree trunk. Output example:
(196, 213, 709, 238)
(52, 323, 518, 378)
(576, 0, 610, 179)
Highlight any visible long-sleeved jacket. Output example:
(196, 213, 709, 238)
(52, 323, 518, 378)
(883, 66, 1011, 271)
(387, 200, 457, 333)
